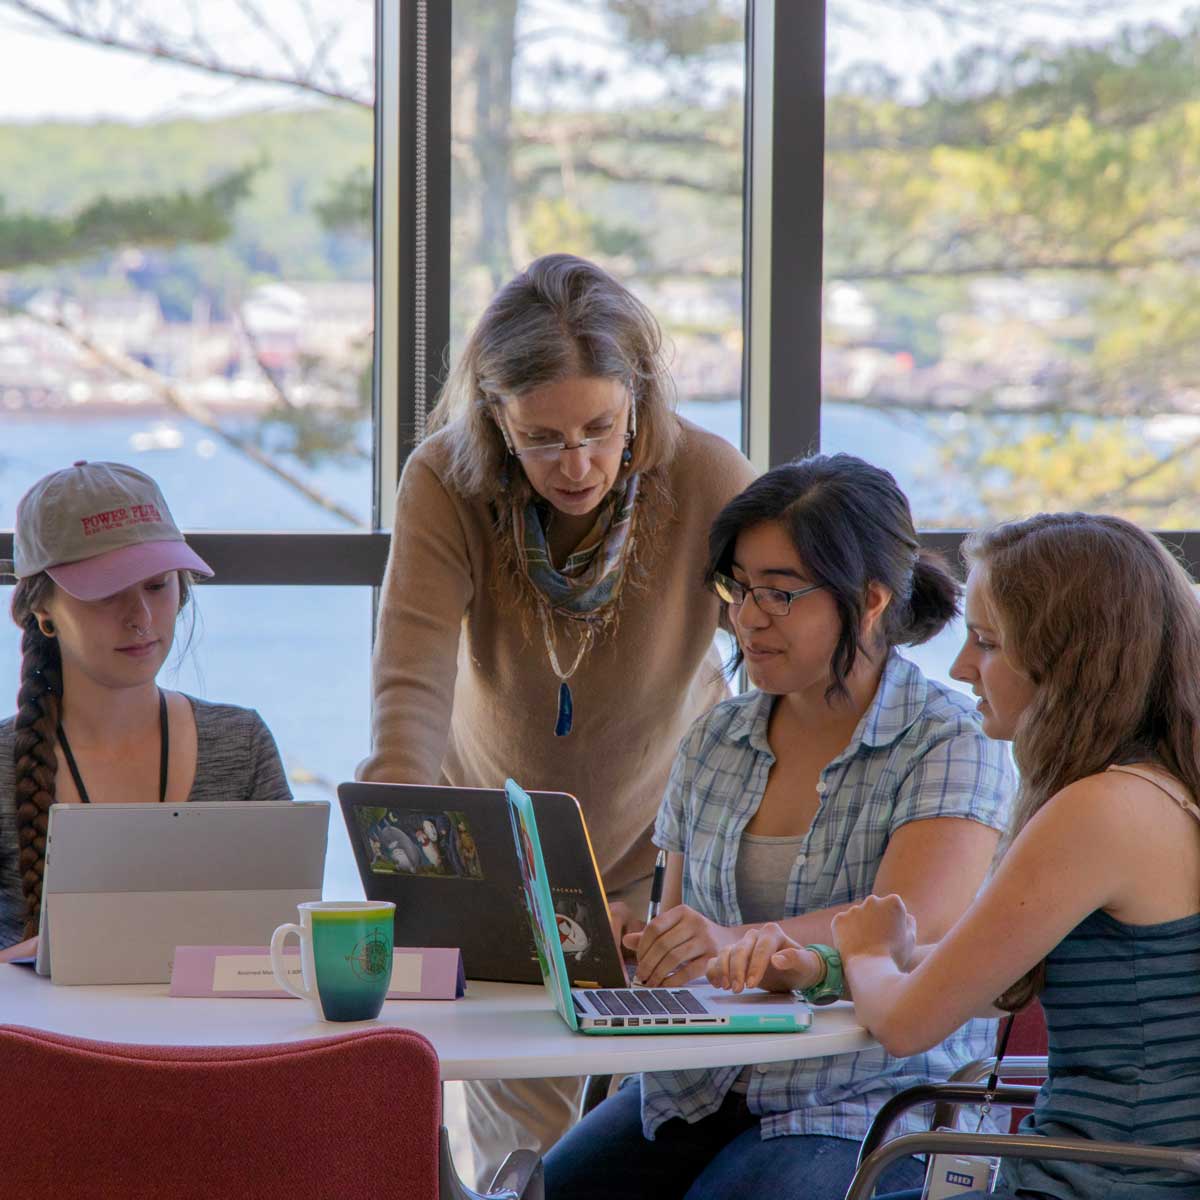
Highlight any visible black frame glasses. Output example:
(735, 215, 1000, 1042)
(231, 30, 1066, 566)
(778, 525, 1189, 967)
(711, 571, 823, 616)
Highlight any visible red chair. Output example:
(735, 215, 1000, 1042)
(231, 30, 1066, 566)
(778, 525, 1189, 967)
(0, 1025, 541, 1200)
(843, 1003, 1200, 1198)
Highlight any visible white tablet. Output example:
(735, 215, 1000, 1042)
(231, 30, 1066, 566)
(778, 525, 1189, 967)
(36, 800, 328, 985)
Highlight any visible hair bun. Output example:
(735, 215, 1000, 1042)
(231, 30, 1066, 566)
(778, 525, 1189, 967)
(902, 548, 960, 645)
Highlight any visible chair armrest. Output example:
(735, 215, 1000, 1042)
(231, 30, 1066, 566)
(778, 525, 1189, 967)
(945, 1054, 1049, 1085)
(579, 1074, 612, 1119)
(930, 1055, 1047, 1131)
(487, 1149, 544, 1200)
(856, 1083, 1041, 1170)
(438, 1128, 544, 1200)
(844, 1130, 1200, 1200)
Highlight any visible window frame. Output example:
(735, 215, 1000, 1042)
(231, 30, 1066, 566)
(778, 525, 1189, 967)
(4, 1, 1198, 583)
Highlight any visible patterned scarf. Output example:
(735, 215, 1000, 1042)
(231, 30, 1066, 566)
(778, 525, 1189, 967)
(512, 473, 640, 734)
(514, 473, 640, 618)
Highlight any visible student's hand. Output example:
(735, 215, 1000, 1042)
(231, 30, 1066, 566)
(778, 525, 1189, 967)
(705, 923, 823, 994)
(623, 905, 735, 987)
(0, 936, 38, 965)
(831, 894, 917, 968)
(607, 900, 644, 961)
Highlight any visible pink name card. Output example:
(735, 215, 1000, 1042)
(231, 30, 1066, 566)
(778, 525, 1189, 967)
(169, 945, 466, 1000)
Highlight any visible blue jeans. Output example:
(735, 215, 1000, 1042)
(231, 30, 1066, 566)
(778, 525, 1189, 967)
(544, 1083, 926, 1200)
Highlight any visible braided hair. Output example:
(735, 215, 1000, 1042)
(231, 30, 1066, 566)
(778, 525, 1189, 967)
(9, 570, 194, 939)
(11, 574, 61, 939)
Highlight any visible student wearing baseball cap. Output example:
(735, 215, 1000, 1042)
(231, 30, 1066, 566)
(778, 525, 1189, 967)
(0, 461, 292, 960)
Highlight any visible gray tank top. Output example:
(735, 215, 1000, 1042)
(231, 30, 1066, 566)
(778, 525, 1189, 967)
(732, 832, 805, 1093)
(735, 832, 805, 923)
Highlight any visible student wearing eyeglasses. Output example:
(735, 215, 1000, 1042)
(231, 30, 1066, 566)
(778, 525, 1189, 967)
(545, 454, 1015, 1200)
(357, 253, 755, 1187)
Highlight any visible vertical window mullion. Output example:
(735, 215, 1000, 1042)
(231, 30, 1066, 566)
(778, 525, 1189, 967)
(744, 0, 826, 472)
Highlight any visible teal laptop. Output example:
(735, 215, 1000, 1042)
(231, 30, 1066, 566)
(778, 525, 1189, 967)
(504, 779, 812, 1036)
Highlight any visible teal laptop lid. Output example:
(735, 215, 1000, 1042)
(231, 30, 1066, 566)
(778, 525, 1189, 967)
(504, 778, 579, 1031)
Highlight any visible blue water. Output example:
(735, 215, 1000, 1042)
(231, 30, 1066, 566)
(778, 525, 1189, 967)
(0, 399, 969, 896)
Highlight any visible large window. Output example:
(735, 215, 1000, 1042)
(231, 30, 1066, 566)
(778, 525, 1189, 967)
(822, 1, 1200, 530)
(0, 1, 376, 532)
(449, 1, 748, 450)
(0, 1, 377, 893)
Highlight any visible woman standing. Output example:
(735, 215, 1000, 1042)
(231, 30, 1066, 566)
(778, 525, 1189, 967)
(1, 461, 292, 961)
(358, 254, 755, 1182)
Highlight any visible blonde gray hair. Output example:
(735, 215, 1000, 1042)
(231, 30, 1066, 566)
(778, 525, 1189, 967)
(427, 253, 680, 502)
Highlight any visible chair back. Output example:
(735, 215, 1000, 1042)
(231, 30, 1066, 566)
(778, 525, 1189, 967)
(0, 1024, 440, 1200)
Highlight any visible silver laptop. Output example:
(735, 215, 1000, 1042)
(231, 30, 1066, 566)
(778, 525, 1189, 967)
(505, 779, 812, 1035)
(36, 801, 329, 985)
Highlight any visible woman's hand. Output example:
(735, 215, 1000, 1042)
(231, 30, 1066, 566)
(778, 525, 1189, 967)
(831, 894, 917, 969)
(607, 900, 644, 961)
(0, 935, 39, 965)
(705, 922, 823, 994)
(623, 904, 736, 987)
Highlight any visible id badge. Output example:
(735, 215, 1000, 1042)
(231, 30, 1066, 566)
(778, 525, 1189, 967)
(920, 1129, 999, 1198)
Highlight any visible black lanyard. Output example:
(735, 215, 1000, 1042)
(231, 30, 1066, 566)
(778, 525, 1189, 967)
(57, 688, 169, 805)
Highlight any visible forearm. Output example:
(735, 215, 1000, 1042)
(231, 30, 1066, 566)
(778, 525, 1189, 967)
(841, 952, 924, 1054)
(0, 935, 38, 964)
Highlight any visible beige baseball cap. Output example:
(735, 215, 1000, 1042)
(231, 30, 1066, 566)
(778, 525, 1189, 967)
(13, 461, 213, 601)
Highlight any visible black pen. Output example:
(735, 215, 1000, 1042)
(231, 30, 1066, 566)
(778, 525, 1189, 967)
(646, 849, 668, 923)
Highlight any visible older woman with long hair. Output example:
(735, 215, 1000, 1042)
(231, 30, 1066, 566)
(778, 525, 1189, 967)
(357, 253, 755, 1184)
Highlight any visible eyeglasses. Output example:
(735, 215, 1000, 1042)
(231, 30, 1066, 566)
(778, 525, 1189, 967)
(711, 571, 823, 617)
(493, 397, 636, 464)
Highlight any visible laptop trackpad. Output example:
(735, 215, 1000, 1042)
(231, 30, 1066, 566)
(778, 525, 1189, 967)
(688, 983, 806, 1015)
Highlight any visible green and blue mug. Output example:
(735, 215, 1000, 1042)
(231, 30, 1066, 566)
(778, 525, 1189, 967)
(270, 900, 395, 1022)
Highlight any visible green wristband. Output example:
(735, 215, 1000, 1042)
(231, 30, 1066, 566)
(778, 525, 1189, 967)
(799, 943, 844, 1006)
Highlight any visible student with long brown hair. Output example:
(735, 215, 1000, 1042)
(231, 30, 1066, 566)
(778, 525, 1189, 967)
(776, 512, 1200, 1199)
(358, 253, 755, 1185)
(0, 462, 292, 961)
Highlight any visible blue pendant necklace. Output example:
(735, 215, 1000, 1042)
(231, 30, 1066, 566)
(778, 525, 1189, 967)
(537, 604, 593, 737)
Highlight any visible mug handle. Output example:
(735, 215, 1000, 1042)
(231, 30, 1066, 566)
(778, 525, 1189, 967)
(270, 923, 312, 1002)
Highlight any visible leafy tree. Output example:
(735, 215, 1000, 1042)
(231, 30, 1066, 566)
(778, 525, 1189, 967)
(0, 165, 256, 271)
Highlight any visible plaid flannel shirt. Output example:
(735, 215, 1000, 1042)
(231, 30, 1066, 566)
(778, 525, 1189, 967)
(642, 650, 1015, 1142)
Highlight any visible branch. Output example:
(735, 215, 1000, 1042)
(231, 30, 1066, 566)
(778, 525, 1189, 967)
(233, 307, 295, 410)
(513, 120, 741, 154)
(2, 0, 371, 108)
(1087, 430, 1200, 509)
(14, 303, 367, 529)
(520, 157, 740, 197)
(235, 305, 372, 464)
(828, 254, 1189, 282)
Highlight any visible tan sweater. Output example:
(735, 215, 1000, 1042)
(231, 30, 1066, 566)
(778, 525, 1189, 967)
(359, 417, 756, 895)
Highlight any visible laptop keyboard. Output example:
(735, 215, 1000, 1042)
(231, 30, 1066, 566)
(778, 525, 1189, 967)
(580, 987, 708, 1018)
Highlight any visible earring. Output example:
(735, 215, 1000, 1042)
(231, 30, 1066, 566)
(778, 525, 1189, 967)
(621, 446, 633, 467)
(37, 618, 56, 638)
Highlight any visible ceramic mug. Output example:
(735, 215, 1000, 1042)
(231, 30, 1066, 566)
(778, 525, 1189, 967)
(270, 900, 395, 1021)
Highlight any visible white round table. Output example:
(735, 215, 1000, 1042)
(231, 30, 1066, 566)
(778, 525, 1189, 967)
(1, 965, 875, 1080)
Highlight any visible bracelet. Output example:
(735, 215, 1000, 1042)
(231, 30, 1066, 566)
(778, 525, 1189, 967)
(798, 943, 844, 1006)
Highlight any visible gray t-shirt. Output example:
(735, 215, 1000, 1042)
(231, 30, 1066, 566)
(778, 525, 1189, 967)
(0, 696, 292, 950)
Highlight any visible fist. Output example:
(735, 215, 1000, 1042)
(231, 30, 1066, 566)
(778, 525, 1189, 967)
(832, 894, 917, 968)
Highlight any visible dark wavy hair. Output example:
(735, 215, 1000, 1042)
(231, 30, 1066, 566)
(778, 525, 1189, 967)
(705, 453, 959, 700)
